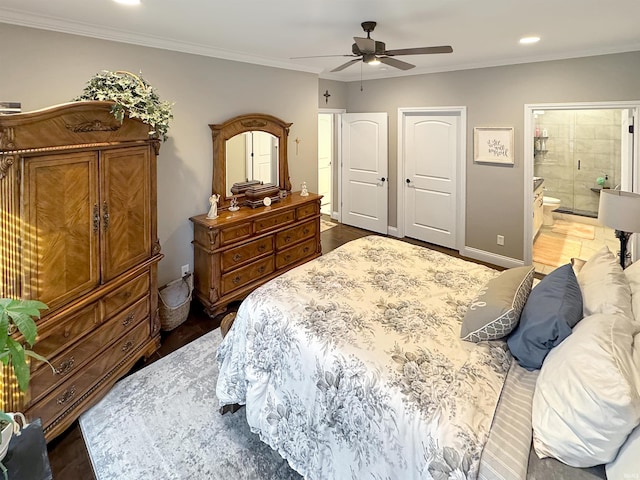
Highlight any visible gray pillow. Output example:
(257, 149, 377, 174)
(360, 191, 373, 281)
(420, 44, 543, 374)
(461, 265, 534, 342)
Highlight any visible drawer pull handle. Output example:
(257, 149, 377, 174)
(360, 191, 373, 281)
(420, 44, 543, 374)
(303, 247, 310, 253)
(121, 341, 134, 353)
(232, 276, 242, 285)
(233, 253, 242, 262)
(284, 254, 291, 262)
(102, 201, 110, 231)
(284, 235, 292, 243)
(303, 228, 310, 235)
(63, 326, 72, 338)
(57, 386, 77, 405)
(258, 266, 266, 273)
(122, 313, 135, 327)
(56, 357, 75, 376)
(257, 244, 266, 252)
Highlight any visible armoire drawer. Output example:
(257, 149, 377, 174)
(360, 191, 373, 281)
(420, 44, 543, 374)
(32, 303, 100, 363)
(35, 321, 150, 432)
(102, 271, 150, 318)
(221, 257, 274, 294)
(221, 236, 273, 272)
(276, 238, 317, 269)
(276, 219, 317, 249)
(28, 296, 149, 404)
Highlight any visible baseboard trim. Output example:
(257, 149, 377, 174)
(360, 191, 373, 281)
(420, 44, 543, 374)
(460, 246, 524, 269)
(331, 211, 339, 221)
(387, 226, 400, 237)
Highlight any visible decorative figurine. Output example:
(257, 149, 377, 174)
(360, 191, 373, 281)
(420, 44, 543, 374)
(206, 193, 221, 219)
(229, 196, 240, 212)
(300, 181, 309, 196)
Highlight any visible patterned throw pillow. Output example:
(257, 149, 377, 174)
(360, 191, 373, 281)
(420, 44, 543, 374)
(461, 266, 535, 342)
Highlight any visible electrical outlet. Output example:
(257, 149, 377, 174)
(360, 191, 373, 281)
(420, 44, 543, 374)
(181, 264, 190, 277)
(497, 235, 505, 246)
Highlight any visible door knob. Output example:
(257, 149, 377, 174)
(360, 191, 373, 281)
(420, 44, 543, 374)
(406, 178, 415, 188)
(376, 176, 386, 186)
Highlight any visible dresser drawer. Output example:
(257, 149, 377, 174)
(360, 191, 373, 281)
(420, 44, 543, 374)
(32, 303, 100, 362)
(276, 219, 317, 249)
(102, 272, 149, 318)
(221, 237, 273, 272)
(221, 257, 274, 294)
(276, 238, 317, 269)
(254, 210, 295, 234)
(296, 202, 318, 220)
(29, 296, 149, 404)
(36, 321, 150, 432)
(220, 224, 252, 246)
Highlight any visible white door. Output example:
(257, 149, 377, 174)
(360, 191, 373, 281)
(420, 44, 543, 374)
(403, 113, 458, 248)
(318, 114, 333, 215)
(341, 113, 388, 233)
(253, 131, 276, 185)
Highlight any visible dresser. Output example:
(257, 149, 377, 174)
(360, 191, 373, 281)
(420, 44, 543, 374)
(191, 192, 322, 316)
(0, 101, 162, 441)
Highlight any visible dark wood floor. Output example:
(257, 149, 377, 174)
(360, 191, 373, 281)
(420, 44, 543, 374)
(46, 219, 500, 479)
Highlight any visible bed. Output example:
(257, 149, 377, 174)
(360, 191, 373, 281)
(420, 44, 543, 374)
(216, 236, 638, 479)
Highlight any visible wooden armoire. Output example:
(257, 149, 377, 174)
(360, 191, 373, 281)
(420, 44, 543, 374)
(0, 101, 163, 441)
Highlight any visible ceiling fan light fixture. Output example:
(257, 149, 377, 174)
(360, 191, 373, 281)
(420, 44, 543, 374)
(519, 36, 540, 45)
(364, 54, 380, 65)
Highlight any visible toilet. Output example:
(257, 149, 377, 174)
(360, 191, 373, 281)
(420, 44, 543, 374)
(542, 196, 561, 226)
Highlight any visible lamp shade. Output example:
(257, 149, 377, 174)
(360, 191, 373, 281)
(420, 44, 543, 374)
(598, 190, 640, 233)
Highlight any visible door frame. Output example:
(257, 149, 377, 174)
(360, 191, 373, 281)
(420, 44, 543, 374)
(319, 108, 346, 222)
(397, 106, 467, 250)
(524, 101, 640, 265)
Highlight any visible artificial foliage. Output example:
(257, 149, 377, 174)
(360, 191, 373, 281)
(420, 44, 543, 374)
(75, 70, 173, 141)
(0, 298, 49, 392)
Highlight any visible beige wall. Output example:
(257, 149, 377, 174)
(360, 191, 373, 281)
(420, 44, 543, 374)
(342, 52, 640, 260)
(1, 23, 319, 285)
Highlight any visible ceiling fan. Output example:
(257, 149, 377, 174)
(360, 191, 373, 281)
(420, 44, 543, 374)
(293, 21, 453, 72)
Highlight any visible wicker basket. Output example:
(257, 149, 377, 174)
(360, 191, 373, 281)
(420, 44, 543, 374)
(158, 273, 193, 331)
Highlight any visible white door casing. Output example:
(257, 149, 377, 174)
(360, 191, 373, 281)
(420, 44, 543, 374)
(318, 113, 333, 215)
(341, 113, 388, 234)
(402, 113, 459, 248)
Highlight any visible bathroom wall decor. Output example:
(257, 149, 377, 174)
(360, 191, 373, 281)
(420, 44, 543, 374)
(474, 126, 514, 165)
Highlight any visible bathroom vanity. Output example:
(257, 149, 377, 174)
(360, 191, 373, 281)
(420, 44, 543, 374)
(533, 178, 544, 239)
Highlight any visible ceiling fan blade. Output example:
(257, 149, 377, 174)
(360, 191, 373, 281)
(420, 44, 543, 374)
(330, 58, 362, 72)
(290, 54, 357, 59)
(384, 45, 453, 56)
(379, 57, 415, 70)
(354, 37, 375, 54)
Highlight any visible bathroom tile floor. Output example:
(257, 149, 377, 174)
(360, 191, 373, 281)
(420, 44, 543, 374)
(533, 212, 617, 275)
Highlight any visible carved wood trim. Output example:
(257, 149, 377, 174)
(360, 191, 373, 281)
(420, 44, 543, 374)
(65, 120, 120, 133)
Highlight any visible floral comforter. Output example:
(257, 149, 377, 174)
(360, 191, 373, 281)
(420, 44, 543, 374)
(216, 236, 512, 480)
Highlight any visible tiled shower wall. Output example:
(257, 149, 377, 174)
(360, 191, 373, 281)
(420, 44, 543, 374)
(534, 109, 622, 216)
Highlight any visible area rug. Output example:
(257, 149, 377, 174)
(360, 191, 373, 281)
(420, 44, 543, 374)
(79, 329, 301, 480)
(551, 220, 596, 240)
(320, 217, 337, 232)
(533, 233, 582, 267)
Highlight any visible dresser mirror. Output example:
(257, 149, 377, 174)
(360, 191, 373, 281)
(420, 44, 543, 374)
(210, 113, 292, 209)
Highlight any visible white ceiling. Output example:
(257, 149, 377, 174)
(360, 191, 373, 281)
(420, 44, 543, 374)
(1, 0, 639, 82)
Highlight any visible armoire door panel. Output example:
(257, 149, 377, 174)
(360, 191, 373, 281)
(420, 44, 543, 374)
(23, 152, 100, 310)
(100, 146, 151, 282)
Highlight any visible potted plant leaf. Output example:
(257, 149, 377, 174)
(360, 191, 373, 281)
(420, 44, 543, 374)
(75, 70, 174, 141)
(0, 298, 49, 479)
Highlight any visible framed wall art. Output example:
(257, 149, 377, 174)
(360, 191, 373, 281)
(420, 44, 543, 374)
(474, 126, 514, 165)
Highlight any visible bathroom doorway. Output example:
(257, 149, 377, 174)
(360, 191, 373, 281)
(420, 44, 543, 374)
(524, 102, 639, 274)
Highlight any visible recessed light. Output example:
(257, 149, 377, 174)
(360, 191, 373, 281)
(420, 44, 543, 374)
(114, 0, 141, 5)
(520, 36, 540, 45)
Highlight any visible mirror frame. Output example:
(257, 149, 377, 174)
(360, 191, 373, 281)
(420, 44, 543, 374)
(210, 113, 292, 210)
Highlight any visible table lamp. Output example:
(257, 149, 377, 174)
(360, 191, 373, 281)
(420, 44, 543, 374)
(598, 189, 640, 268)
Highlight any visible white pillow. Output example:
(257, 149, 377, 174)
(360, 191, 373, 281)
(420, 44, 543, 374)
(532, 313, 640, 467)
(577, 246, 633, 319)
(606, 424, 640, 479)
(624, 260, 640, 322)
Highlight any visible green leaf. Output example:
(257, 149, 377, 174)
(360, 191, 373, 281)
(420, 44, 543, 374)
(10, 313, 37, 346)
(6, 338, 30, 392)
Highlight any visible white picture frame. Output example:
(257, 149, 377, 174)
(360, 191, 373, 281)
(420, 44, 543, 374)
(474, 126, 514, 165)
